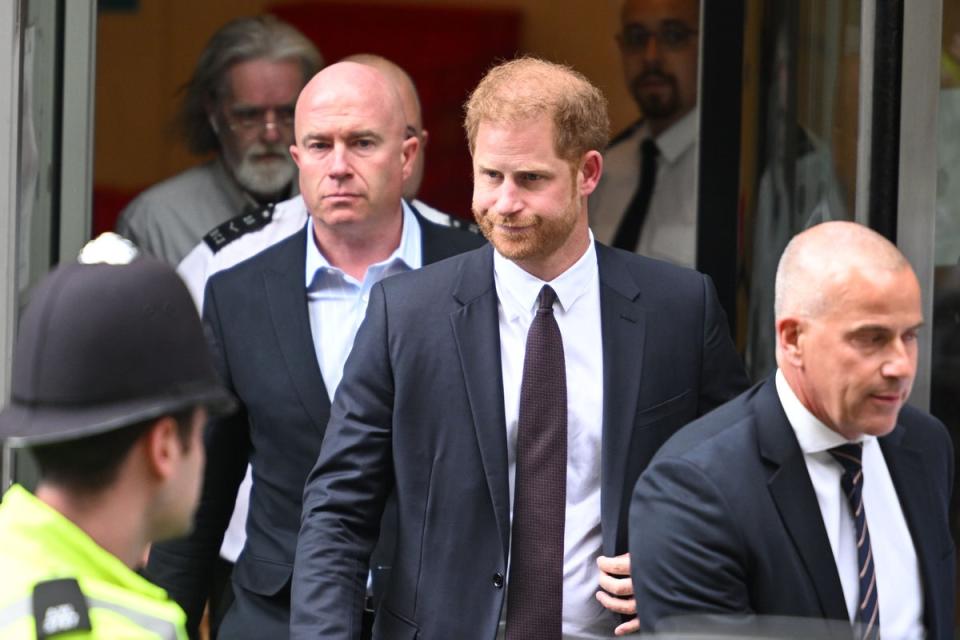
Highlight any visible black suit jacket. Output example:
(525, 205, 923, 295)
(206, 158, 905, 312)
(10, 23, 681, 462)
(630, 377, 956, 638)
(146, 213, 484, 637)
(291, 242, 749, 639)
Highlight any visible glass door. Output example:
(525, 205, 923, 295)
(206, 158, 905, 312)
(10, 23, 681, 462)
(0, 0, 97, 492)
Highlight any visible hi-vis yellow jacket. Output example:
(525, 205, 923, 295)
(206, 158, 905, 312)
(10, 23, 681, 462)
(0, 485, 187, 639)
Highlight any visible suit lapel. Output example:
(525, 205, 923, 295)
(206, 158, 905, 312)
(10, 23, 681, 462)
(880, 426, 947, 635)
(596, 244, 646, 554)
(449, 246, 511, 558)
(262, 232, 331, 432)
(756, 379, 848, 621)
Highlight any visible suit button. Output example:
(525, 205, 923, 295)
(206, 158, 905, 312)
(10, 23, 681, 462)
(492, 572, 504, 588)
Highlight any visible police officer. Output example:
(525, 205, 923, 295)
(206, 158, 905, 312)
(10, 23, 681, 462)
(0, 239, 233, 639)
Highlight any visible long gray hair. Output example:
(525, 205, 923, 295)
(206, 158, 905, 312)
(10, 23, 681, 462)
(178, 15, 322, 154)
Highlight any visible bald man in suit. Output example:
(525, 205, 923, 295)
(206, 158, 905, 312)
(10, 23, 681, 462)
(631, 221, 954, 639)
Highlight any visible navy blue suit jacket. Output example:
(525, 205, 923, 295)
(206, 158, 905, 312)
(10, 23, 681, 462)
(292, 242, 749, 639)
(146, 213, 484, 638)
(630, 378, 955, 638)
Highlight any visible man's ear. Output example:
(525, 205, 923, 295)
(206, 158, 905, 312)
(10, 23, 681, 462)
(578, 150, 603, 197)
(400, 136, 420, 183)
(776, 316, 805, 367)
(142, 416, 181, 482)
(289, 143, 302, 169)
(206, 98, 221, 136)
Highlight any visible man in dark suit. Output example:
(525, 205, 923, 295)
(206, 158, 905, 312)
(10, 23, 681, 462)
(630, 221, 955, 638)
(291, 57, 747, 640)
(145, 62, 483, 639)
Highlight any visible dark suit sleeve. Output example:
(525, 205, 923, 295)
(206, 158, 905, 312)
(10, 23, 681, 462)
(145, 279, 251, 637)
(696, 274, 750, 414)
(629, 455, 751, 630)
(291, 282, 396, 640)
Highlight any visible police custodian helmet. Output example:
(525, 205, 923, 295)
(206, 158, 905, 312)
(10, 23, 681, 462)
(0, 243, 234, 446)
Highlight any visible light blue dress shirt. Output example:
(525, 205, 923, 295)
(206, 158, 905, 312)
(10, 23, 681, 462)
(305, 202, 422, 400)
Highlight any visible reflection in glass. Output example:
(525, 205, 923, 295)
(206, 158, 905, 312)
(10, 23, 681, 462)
(742, 1, 860, 380)
(931, 4, 960, 540)
(590, 0, 701, 269)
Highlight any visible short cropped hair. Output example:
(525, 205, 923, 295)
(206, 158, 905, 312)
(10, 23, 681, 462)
(464, 57, 610, 164)
(774, 221, 910, 320)
(31, 409, 197, 494)
(178, 15, 323, 155)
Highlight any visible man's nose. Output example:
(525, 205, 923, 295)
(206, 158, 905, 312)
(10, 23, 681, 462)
(328, 143, 351, 179)
(260, 111, 282, 144)
(641, 33, 662, 62)
(881, 338, 916, 380)
(492, 181, 523, 216)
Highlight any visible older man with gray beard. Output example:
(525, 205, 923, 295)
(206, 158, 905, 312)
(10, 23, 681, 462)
(116, 15, 321, 265)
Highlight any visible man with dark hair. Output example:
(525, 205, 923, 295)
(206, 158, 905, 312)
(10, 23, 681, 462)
(146, 61, 484, 639)
(30, 407, 194, 493)
(0, 246, 233, 639)
(590, 0, 701, 268)
(116, 15, 322, 265)
(291, 56, 747, 639)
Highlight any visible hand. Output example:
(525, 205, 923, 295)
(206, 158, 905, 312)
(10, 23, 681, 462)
(596, 553, 640, 636)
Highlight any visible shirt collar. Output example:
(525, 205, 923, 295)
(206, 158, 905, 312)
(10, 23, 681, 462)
(641, 107, 698, 165)
(775, 368, 871, 454)
(493, 231, 598, 322)
(305, 200, 422, 288)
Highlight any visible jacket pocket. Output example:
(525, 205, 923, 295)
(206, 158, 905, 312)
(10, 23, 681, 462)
(232, 554, 292, 596)
(373, 605, 419, 640)
(635, 389, 694, 427)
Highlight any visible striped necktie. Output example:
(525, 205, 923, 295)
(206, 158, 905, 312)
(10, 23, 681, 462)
(829, 443, 880, 640)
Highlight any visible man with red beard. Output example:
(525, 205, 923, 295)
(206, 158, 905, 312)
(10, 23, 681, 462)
(292, 57, 747, 639)
(116, 16, 321, 266)
(589, 0, 700, 269)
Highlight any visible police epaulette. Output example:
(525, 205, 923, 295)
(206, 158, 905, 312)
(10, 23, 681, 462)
(203, 203, 276, 253)
(449, 217, 481, 235)
(32, 578, 92, 638)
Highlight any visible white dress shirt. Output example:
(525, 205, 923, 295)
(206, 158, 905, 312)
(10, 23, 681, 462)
(494, 235, 615, 639)
(306, 202, 421, 399)
(589, 109, 698, 268)
(775, 370, 924, 638)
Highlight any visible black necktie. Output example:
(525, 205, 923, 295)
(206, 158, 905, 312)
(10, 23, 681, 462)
(829, 443, 880, 640)
(612, 137, 659, 251)
(506, 285, 567, 640)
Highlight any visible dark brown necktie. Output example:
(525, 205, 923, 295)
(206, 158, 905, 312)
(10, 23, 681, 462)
(829, 443, 880, 640)
(505, 285, 567, 640)
(612, 137, 659, 252)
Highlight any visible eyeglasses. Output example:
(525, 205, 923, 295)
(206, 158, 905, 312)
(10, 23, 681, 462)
(620, 23, 699, 52)
(224, 105, 296, 133)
